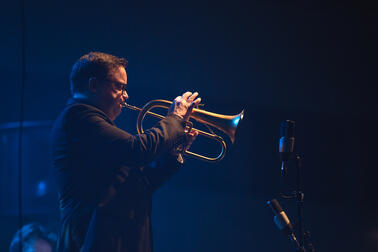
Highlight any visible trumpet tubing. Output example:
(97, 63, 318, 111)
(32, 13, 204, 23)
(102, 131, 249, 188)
(123, 99, 244, 162)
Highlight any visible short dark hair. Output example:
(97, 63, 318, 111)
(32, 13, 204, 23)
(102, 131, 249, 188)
(9, 222, 56, 252)
(70, 52, 128, 95)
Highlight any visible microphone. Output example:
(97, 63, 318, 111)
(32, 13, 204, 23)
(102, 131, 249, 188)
(267, 199, 293, 232)
(279, 120, 295, 176)
(267, 199, 304, 251)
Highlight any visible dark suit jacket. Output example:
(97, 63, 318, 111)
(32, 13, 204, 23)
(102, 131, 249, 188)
(51, 98, 186, 252)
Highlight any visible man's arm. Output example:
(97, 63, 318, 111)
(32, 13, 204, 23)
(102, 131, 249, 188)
(142, 153, 184, 193)
(65, 104, 187, 167)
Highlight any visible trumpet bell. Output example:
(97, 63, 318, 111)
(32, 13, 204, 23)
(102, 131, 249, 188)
(191, 108, 244, 144)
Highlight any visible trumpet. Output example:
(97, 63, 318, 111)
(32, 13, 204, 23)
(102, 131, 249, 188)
(123, 99, 244, 162)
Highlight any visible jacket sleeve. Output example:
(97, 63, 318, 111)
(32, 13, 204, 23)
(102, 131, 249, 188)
(104, 153, 184, 203)
(65, 104, 187, 167)
(142, 153, 184, 192)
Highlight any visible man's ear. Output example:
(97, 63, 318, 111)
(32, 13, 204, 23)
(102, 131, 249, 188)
(88, 77, 98, 93)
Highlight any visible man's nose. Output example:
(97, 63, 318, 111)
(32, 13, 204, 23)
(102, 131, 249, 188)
(123, 91, 129, 100)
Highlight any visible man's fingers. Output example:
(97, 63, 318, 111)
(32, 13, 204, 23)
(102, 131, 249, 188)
(188, 98, 201, 111)
(192, 97, 201, 107)
(174, 96, 182, 102)
(171, 92, 200, 119)
(183, 101, 196, 121)
(188, 128, 198, 136)
(184, 130, 198, 151)
(187, 130, 198, 142)
(181, 91, 192, 101)
(183, 97, 201, 121)
(187, 92, 198, 103)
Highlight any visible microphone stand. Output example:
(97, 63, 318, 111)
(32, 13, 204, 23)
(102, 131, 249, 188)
(280, 154, 315, 252)
(295, 154, 305, 250)
(271, 120, 315, 251)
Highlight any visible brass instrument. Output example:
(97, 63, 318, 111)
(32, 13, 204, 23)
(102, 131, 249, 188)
(123, 99, 244, 162)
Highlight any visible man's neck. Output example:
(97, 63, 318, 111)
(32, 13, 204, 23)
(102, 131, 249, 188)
(71, 93, 97, 108)
(70, 93, 114, 122)
(72, 93, 89, 100)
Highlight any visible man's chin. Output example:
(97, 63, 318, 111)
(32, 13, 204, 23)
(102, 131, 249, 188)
(112, 107, 122, 120)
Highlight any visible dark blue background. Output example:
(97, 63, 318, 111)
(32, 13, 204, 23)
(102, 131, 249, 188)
(0, 0, 377, 251)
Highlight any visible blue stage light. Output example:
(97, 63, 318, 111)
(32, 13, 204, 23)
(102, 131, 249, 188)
(36, 181, 47, 197)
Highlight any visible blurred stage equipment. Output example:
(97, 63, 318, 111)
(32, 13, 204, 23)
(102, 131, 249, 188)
(267, 199, 303, 252)
(266, 120, 315, 252)
(0, 121, 58, 215)
(123, 99, 244, 162)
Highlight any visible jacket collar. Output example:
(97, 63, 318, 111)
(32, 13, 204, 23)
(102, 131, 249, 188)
(66, 97, 115, 125)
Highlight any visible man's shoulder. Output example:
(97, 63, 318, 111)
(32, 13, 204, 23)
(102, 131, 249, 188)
(62, 102, 108, 121)
(53, 102, 111, 132)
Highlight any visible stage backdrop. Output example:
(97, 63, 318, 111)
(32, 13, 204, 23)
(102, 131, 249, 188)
(0, 1, 376, 251)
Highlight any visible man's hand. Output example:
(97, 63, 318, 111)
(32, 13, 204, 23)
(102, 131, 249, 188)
(174, 128, 199, 155)
(183, 128, 199, 152)
(168, 91, 201, 120)
(169, 91, 201, 156)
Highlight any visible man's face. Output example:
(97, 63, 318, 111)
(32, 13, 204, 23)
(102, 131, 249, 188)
(96, 66, 128, 121)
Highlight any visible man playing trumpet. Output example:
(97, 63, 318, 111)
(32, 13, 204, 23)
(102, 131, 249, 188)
(51, 52, 200, 252)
